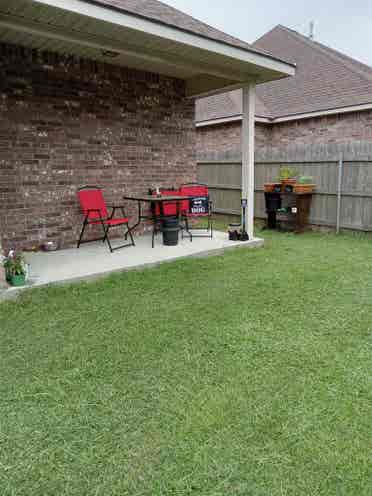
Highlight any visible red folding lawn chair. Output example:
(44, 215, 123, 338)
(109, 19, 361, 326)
(77, 186, 135, 253)
(180, 183, 213, 239)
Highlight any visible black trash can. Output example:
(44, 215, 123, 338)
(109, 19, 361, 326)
(265, 192, 282, 212)
(162, 216, 180, 246)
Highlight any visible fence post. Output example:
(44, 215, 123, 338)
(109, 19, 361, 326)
(336, 154, 344, 234)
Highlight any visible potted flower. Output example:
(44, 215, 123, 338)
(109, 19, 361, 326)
(3, 250, 28, 287)
(295, 176, 316, 193)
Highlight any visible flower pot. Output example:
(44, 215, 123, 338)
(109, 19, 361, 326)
(9, 274, 26, 287)
(280, 178, 296, 193)
(281, 178, 297, 183)
(294, 184, 316, 194)
(265, 183, 282, 193)
(264, 183, 275, 193)
(281, 178, 296, 188)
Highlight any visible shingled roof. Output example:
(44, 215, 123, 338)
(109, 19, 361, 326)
(91, 0, 276, 56)
(196, 90, 273, 122)
(196, 24, 372, 123)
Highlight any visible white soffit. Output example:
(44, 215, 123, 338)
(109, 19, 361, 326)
(0, 0, 295, 96)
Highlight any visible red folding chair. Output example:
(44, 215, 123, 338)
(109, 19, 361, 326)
(152, 189, 180, 217)
(180, 183, 213, 239)
(77, 186, 135, 253)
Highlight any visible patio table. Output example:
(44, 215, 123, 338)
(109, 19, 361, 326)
(124, 194, 190, 247)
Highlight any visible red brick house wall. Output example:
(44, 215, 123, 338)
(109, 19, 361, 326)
(0, 43, 196, 250)
(270, 111, 372, 147)
(196, 110, 372, 157)
(197, 121, 270, 156)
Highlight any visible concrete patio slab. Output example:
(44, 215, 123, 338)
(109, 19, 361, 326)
(1, 231, 263, 298)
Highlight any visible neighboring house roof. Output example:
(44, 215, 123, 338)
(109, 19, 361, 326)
(196, 90, 273, 122)
(196, 24, 372, 124)
(89, 0, 283, 60)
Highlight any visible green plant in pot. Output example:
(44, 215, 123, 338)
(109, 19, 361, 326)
(3, 250, 27, 287)
(298, 176, 314, 184)
(294, 175, 316, 193)
(278, 167, 298, 183)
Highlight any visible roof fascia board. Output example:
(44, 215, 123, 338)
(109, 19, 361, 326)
(196, 102, 372, 127)
(196, 115, 269, 126)
(274, 103, 372, 122)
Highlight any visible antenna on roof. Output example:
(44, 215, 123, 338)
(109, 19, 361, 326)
(309, 21, 315, 40)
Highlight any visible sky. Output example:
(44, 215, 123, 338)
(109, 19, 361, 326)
(163, 0, 372, 67)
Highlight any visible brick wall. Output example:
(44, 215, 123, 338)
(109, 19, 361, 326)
(197, 121, 270, 157)
(270, 111, 372, 147)
(0, 43, 196, 250)
(196, 110, 372, 158)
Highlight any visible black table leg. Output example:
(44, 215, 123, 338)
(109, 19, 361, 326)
(130, 200, 142, 231)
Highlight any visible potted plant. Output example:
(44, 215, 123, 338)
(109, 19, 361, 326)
(279, 167, 298, 185)
(277, 167, 298, 193)
(3, 250, 28, 287)
(264, 182, 282, 193)
(295, 176, 316, 193)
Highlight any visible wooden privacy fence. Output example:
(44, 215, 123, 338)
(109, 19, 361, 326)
(197, 141, 372, 232)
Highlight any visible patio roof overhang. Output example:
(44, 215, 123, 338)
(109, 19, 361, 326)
(0, 0, 295, 98)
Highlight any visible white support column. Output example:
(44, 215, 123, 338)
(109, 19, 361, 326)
(242, 83, 256, 239)
(0, 238, 6, 288)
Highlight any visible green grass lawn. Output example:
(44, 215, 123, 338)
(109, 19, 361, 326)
(1, 230, 371, 495)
